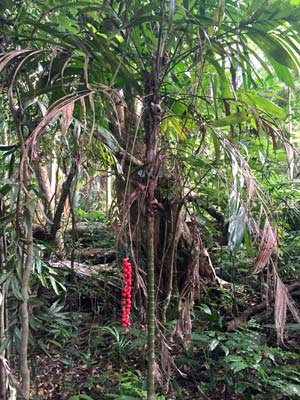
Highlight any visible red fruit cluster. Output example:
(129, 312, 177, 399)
(121, 258, 132, 331)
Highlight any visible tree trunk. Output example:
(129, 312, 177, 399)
(48, 159, 77, 243)
(143, 65, 161, 400)
(34, 163, 53, 221)
(19, 207, 33, 400)
(0, 227, 6, 400)
(106, 168, 112, 212)
(10, 99, 34, 399)
(146, 213, 156, 400)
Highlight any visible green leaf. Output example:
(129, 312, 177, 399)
(250, 30, 296, 69)
(0, 144, 18, 153)
(225, 355, 244, 362)
(0, 183, 12, 196)
(96, 126, 119, 153)
(190, 333, 210, 344)
(108, 396, 139, 400)
(49, 276, 60, 295)
(209, 129, 221, 160)
(210, 112, 249, 128)
(209, 339, 220, 351)
(240, 93, 286, 119)
(199, 304, 212, 315)
(169, 117, 187, 140)
(11, 275, 22, 300)
(269, 58, 295, 88)
(231, 361, 248, 373)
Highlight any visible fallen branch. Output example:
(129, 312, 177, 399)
(49, 260, 118, 277)
(226, 282, 300, 331)
(70, 248, 116, 263)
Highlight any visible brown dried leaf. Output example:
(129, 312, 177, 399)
(61, 102, 74, 136)
(87, 93, 96, 151)
(157, 332, 173, 392)
(274, 276, 300, 343)
(18, 92, 93, 186)
(174, 298, 193, 348)
(26, 92, 92, 147)
(284, 142, 295, 179)
(247, 175, 256, 205)
(0, 49, 39, 72)
(274, 277, 287, 344)
(253, 218, 277, 273)
(173, 221, 203, 348)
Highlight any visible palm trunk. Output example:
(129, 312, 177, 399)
(19, 211, 33, 400)
(0, 125, 8, 400)
(146, 213, 156, 400)
(0, 204, 6, 399)
(0, 257, 6, 400)
(143, 65, 161, 400)
(10, 100, 34, 400)
(19, 157, 34, 399)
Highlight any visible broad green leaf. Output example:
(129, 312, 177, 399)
(214, 63, 232, 98)
(240, 93, 286, 119)
(0, 271, 13, 285)
(250, 30, 296, 69)
(225, 355, 244, 362)
(169, 117, 187, 140)
(11, 275, 22, 300)
(209, 339, 220, 351)
(0, 144, 18, 152)
(0, 183, 12, 196)
(95, 126, 119, 153)
(198, 304, 212, 315)
(49, 276, 60, 295)
(221, 345, 230, 356)
(209, 129, 221, 160)
(231, 361, 248, 373)
(210, 112, 249, 127)
(190, 333, 210, 344)
(269, 58, 295, 88)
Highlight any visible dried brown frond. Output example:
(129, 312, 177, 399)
(173, 220, 201, 348)
(20, 91, 93, 179)
(156, 331, 173, 393)
(61, 102, 74, 136)
(0, 49, 43, 72)
(272, 269, 300, 344)
(274, 277, 287, 344)
(253, 218, 277, 273)
(174, 298, 193, 347)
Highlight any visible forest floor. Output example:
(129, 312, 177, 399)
(32, 274, 300, 400)
(24, 223, 300, 400)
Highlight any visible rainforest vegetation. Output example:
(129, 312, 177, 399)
(1, 0, 300, 399)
